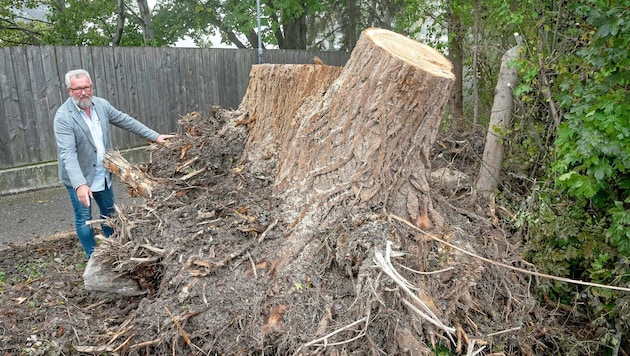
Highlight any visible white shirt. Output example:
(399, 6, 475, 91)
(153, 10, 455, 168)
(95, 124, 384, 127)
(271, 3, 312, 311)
(76, 105, 109, 192)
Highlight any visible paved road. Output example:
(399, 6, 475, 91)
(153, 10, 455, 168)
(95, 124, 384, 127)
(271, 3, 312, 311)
(0, 180, 142, 247)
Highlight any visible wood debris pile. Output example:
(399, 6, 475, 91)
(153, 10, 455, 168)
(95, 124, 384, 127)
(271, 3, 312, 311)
(82, 108, 567, 355)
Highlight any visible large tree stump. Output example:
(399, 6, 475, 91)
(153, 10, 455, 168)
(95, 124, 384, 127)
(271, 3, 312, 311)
(243, 28, 454, 231)
(86, 29, 541, 355)
(239, 64, 343, 174)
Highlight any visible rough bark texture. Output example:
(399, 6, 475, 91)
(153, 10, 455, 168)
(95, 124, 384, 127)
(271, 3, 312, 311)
(272, 28, 455, 230)
(475, 43, 520, 198)
(239, 63, 343, 175)
(238, 28, 455, 282)
(447, 4, 465, 129)
(136, 0, 155, 44)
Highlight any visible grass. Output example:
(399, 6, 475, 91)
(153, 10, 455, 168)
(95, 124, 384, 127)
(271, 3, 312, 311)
(17, 260, 46, 281)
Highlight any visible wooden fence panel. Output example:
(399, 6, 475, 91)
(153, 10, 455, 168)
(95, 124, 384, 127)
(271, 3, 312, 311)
(26, 46, 49, 163)
(15, 46, 41, 163)
(0, 48, 13, 165)
(1, 47, 25, 166)
(0, 46, 350, 171)
(41, 46, 63, 161)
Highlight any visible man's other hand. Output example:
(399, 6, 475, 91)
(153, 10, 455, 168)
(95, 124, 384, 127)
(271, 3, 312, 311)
(76, 184, 93, 207)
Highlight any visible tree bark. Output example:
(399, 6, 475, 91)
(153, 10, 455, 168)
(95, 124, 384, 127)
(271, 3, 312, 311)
(475, 38, 520, 198)
(112, 0, 125, 46)
(342, 0, 360, 50)
(282, 15, 307, 49)
(242, 28, 454, 233)
(239, 63, 343, 174)
(136, 0, 155, 44)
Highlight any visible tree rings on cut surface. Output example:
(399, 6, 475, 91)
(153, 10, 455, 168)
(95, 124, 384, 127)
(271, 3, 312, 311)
(364, 27, 454, 78)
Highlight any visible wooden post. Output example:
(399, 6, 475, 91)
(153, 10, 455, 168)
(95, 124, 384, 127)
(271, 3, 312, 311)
(475, 35, 521, 198)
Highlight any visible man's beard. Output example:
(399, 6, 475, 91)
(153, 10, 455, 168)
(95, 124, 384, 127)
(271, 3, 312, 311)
(73, 96, 93, 110)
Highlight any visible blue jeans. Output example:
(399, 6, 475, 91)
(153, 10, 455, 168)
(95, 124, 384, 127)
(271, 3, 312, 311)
(65, 184, 115, 258)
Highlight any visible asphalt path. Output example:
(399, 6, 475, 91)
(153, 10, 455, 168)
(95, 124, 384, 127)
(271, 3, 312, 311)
(0, 179, 142, 247)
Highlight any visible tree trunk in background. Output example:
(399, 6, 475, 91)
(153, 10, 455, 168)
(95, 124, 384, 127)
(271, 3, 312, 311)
(282, 15, 307, 49)
(343, 0, 360, 50)
(475, 39, 520, 198)
(112, 0, 125, 46)
(447, 3, 464, 130)
(472, 0, 480, 126)
(136, 0, 155, 44)
(241, 28, 454, 241)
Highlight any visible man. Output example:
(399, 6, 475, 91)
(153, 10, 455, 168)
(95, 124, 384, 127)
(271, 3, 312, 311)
(54, 69, 174, 258)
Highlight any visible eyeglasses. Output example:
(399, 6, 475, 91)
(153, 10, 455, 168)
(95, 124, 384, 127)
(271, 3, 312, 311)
(69, 85, 93, 94)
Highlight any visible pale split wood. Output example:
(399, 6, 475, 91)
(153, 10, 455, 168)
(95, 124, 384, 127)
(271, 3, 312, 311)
(103, 150, 155, 198)
(129, 338, 163, 349)
(112, 335, 133, 353)
(293, 317, 368, 355)
(373, 241, 456, 339)
(258, 217, 279, 243)
(179, 166, 206, 181)
(73, 344, 114, 353)
(106, 323, 134, 346)
(239, 64, 343, 173)
(475, 34, 521, 198)
(465, 339, 487, 356)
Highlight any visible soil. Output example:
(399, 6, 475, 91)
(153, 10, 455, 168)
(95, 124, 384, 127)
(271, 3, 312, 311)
(0, 109, 603, 355)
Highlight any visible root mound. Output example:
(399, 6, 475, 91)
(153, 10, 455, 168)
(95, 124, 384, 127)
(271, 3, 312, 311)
(1, 109, 589, 355)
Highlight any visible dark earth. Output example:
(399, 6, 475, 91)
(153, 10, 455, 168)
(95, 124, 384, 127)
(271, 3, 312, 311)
(0, 108, 618, 355)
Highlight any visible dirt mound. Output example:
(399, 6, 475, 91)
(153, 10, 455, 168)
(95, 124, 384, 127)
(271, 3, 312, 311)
(1, 108, 589, 355)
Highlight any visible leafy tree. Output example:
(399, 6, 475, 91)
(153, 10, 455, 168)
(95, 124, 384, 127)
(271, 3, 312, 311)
(152, 0, 319, 49)
(400, 0, 527, 130)
(0, 0, 173, 46)
(554, 1, 630, 252)
(511, 0, 630, 351)
(0, 0, 49, 45)
(152, 0, 412, 50)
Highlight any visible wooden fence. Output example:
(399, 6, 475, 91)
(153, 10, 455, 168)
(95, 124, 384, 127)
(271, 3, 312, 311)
(0, 46, 350, 170)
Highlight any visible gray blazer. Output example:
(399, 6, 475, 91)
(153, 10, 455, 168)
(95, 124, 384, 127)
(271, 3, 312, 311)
(54, 96, 159, 189)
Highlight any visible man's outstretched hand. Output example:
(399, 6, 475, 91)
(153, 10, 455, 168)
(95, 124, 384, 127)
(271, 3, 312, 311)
(156, 134, 176, 143)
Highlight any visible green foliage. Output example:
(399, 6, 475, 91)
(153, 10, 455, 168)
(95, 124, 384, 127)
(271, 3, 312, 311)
(45, 0, 131, 45)
(553, 1, 630, 255)
(509, 0, 630, 352)
(0, 0, 182, 46)
(431, 343, 454, 355)
(15, 260, 46, 281)
(518, 185, 630, 354)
